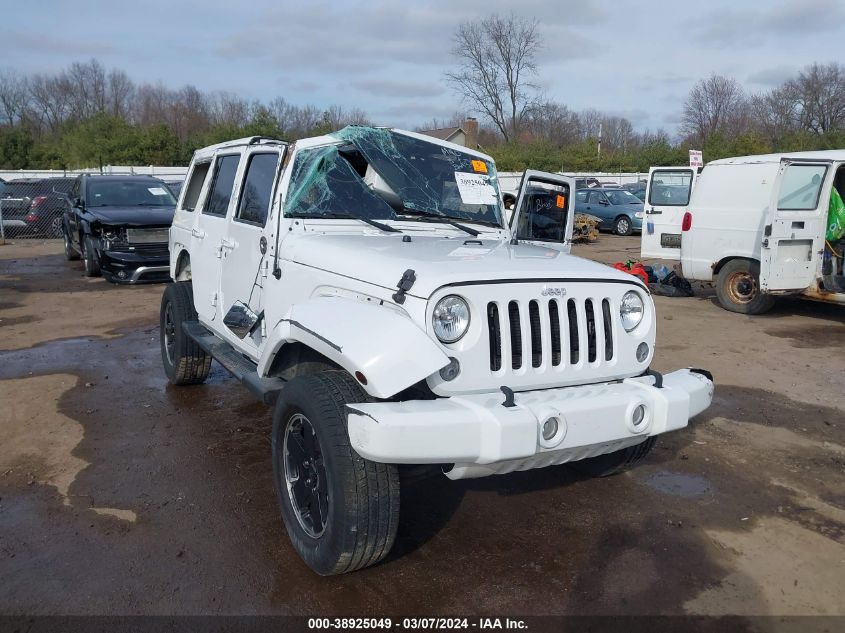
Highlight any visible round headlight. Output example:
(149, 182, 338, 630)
(620, 291, 644, 332)
(432, 295, 470, 343)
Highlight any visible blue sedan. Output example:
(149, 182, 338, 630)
(574, 188, 644, 235)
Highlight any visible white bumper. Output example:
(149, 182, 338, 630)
(347, 369, 713, 479)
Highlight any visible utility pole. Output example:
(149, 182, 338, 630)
(597, 122, 602, 157)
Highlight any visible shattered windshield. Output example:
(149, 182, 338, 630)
(284, 127, 503, 226)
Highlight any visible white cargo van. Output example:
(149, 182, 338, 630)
(641, 151, 845, 314)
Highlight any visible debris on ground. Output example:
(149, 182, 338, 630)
(572, 214, 600, 243)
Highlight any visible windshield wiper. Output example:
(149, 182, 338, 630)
(395, 209, 481, 237)
(300, 213, 402, 233)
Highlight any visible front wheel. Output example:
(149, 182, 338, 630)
(82, 236, 101, 277)
(571, 437, 656, 477)
(272, 371, 400, 575)
(614, 215, 633, 236)
(716, 259, 775, 314)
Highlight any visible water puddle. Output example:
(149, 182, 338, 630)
(643, 470, 713, 497)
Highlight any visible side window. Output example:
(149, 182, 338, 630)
(236, 152, 280, 226)
(648, 170, 693, 206)
(777, 164, 828, 211)
(575, 190, 588, 203)
(182, 162, 211, 211)
(203, 155, 240, 217)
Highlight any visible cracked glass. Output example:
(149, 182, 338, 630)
(284, 127, 503, 227)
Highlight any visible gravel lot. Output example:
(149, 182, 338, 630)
(1, 237, 843, 616)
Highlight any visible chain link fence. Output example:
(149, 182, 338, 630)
(0, 176, 76, 241)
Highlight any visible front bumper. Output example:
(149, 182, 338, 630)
(98, 245, 171, 284)
(347, 368, 713, 479)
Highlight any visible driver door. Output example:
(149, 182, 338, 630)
(509, 170, 575, 252)
(760, 158, 831, 292)
(641, 167, 697, 260)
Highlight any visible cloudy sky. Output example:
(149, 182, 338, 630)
(3, 0, 844, 134)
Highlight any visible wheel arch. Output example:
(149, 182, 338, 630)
(257, 297, 450, 399)
(712, 255, 759, 276)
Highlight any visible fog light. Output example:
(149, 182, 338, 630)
(542, 417, 559, 441)
(117, 270, 127, 279)
(632, 404, 646, 427)
(439, 357, 460, 381)
(636, 342, 649, 362)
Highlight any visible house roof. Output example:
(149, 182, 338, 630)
(418, 126, 464, 141)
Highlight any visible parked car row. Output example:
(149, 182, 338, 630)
(0, 177, 75, 237)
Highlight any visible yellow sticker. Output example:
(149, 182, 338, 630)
(471, 160, 488, 173)
(556, 194, 566, 209)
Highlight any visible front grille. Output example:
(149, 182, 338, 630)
(109, 242, 169, 257)
(487, 297, 615, 372)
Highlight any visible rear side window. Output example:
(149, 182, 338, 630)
(236, 152, 280, 225)
(649, 170, 693, 206)
(777, 164, 828, 211)
(575, 190, 588, 203)
(203, 155, 240, 216)
(182, 162, 210, 212)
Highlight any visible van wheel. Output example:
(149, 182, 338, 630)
(614, 215, 633, 236)
(159, 282, 211, 385)
(716, 259, 775, 314)
(82, 236, 101, 277)
(572, 437, 656, 477)
(272, 371, 400, 575)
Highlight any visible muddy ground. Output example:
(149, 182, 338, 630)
(0, 237, 843, 617)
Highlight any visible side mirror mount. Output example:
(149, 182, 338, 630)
(600, 199, 610, 206)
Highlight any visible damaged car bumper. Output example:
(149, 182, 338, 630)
(346, 368, 713, 479)
(97, 242, 171, 284)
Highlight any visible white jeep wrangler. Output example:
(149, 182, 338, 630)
(160, 127, 714, 575)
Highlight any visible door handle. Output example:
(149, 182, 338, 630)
(191, 228, 205, 239)
(647, 210, 662, 215)
(221, 238, 236, 249)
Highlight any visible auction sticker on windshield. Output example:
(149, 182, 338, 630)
(148, 187, 167, 196)
(455, 172, 497, 205)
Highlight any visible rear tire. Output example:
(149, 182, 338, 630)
(614, 215, 633, 236)
(82, 236, 101, 277)
(272, 371, 400, 575)
(159, 282, 211, 385)
(571, 437, 656, 477)
(63, 229, 80, 261)
(716, 259, 775, 314)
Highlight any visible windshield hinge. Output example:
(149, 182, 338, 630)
(392, 268, 416, 305)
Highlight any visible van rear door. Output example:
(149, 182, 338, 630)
(641, 167, 697, 260)
(760, 158, 831, 292)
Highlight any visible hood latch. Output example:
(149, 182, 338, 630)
(392, 268, 416, 305)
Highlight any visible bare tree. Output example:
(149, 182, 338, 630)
(577, 108, 603, 140)
(445, 13, 542, 142)
(107, 69, 135, 119)
(786, 63, 845, 135)
(525, 101, 580, 145)
(0, 69, 29, 126)
(681, 74, 748, 143)
(750, 84, 800, 146)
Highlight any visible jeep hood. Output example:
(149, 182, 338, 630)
(284, 233, 644, 298)
(82, 205, 175, 227)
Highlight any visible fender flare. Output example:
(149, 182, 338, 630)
(257, 297, 450, 399)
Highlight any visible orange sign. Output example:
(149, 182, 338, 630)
(471, 160, 488, 173)
(556, 194, 566, 208)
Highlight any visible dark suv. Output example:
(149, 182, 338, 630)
(0, 177, 75, 237)
(63, 175, 177, 284)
